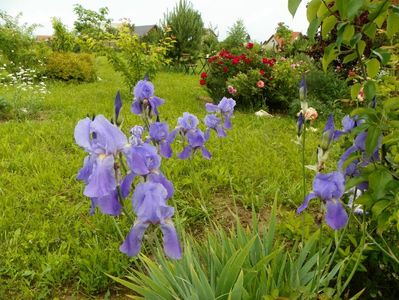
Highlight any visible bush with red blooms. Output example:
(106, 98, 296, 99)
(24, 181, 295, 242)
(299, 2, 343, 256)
(199, 43, 275, 109)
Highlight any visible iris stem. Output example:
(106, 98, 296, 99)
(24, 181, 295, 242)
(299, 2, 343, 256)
(111, 217, 125, 241)
(301, 121, 307, 243)
(322, 187, 357, 280)
(116, 185, 135, 224)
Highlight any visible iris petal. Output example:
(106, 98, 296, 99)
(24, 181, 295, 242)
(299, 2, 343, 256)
(84, 155, 116, 198)
(120, 222, 149, 257)
(297, 192, 317, 214)
(161, 222, 182, 259)
(325, 200, 348, 230)
(74, 117, 92, 151)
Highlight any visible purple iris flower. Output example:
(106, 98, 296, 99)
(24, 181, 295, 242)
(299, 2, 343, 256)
(131, 79, 164, 117)
(114, 91, 122, 122)
(74, 115, 127, 215)
(204, 114, 226, 140)
(129, 125, 144, 145)
(338, 131, 381, 189)
(297, 112, 304, 137)
(320, 114, 343, 150)
(178, 128, 211, 160)
(299, 75, 307, 101)
(205, 97, 236, 129)
(297, 171, 348, 230)
(177, 112, 199, 132)
(124, 143, 161, 176)
(342, 115, 356, 132)
(120, 182, 182, 259)
(149, 122, 174, 158)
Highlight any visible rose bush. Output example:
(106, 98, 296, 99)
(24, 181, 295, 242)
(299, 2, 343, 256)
(199, 44, 275, 109)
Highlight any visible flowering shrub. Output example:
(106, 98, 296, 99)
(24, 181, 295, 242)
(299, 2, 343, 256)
(200, 44, 275, 109)
(0, 64, 49, 119)
(74, 78, 236, 258)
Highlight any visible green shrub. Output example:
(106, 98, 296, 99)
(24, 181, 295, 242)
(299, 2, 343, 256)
(201, 44, 274, 109)
(45, 52, 97, 82)
(267, 55, 314, 111)
(0, 95, 12, 119)
(288, 68, 349, 117)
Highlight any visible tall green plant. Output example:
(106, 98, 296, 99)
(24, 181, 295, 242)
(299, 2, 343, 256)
(289, 0, 399, 296)
(221, 20, 250, 50)
(104, 23, 173, 90)
(110, 196, 364, 299)
(162, 0, 204, 62)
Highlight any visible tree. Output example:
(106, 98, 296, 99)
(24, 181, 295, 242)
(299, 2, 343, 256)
(162, 0, 204, 62)
(73, 4, 116, 51)
(50, 18, 76, 52)
(221, 19, 250, 49)
(0, 10, 38, 70)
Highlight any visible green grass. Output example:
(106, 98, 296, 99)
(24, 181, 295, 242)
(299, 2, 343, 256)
(0, 58, 335, 298)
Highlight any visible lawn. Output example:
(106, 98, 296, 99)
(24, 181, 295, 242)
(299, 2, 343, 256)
(0, 58, 329, 298)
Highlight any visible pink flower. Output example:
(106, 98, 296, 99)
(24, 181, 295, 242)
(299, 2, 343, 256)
(304, 107, 318, 121)
(227, 85, 237, 95)
(256, 80, 265, 88)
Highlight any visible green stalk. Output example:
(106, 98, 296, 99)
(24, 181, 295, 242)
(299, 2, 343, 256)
(338, 213, 366, 295)
(301, 121, 307, 243)
(322, 187, 357, 278)
(314, 202, 324, 293)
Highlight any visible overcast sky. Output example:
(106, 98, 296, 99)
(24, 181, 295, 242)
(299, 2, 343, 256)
(0, 0, 309, 42)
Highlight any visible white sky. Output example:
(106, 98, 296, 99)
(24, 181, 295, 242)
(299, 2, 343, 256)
(0, 0, 309, 42)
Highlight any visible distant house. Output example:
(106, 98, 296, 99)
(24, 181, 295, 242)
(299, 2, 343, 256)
(36, 35, 53, 42)
(134, 25, 158, 38)
(262, 32, 301, 51)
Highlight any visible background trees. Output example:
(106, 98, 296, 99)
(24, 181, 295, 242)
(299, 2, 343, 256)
(162, 0, 204, 62)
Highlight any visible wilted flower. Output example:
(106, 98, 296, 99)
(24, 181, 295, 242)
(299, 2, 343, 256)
(227, 85, 237, 95)
(297, 171, 348, 230)
(120, 182, 181, 259)
(357, 87, 364, 102)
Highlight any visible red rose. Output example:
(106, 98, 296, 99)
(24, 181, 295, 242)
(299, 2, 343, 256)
(199, 79, 206, 85)
(246, 42, 254, 49)
(259, 69, 265, 76)
(200, 72, 207, 79)
(223, 66, 229, 73)
(232, 57, 240, 65)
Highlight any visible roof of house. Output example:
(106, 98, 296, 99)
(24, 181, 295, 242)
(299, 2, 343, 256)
(263, 32, 301, 48)
(134, 25, 158, 37)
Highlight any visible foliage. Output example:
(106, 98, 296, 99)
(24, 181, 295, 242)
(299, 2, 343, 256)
(0, 10, 46, 72)
(73, 4, 116, 52)
(0, 61, 326, 297)
(290, 0, 399, 297)
(111, 197, 365, 299)
(201, 45, 274, 109)
(0, 64, 48, 120)
(45, 52, 97, 82)
(289, 68, 349, 117)
(104, 23, 173, 90)
(202, 26, 219, 55)
(221, 19, 250, 50)
(50, 18, 76, 52)
(162, 0, 204, 62)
